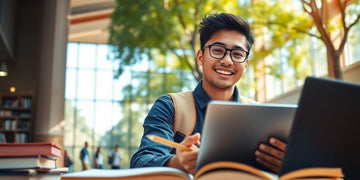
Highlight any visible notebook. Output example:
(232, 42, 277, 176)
(279, 77, 360, 179)
(196, 101, 297, 172)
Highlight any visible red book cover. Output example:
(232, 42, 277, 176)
(0, 143, 62, 158)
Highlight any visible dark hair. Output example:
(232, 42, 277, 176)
(199, 13, 254, 53)
(96, 147, 101, 154)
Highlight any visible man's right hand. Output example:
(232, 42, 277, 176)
(166, 133, 201, 174)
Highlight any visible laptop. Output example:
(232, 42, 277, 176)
(196, 101, 297, 172)
(279, 77, 360, 179)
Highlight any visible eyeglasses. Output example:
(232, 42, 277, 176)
(202, 44, 249, 63)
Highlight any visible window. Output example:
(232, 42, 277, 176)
(64, 43, 196, 171)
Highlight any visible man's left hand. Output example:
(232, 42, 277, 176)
(254, 137, 287, 173)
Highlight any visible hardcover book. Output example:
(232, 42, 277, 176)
(0, 173, 62, 180)
(0, 155, 57, 170)
(0, 143, 62, 158)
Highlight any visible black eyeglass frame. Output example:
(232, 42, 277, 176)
(202, 44, 249, 63)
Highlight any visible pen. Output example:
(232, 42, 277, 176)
(146, 135, 192, 151)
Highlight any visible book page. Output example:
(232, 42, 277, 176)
(194, 161, 275, 180)
(61, 167, 191, 180)
(196, 170, 277, 180)
(279, 167, 343, 180)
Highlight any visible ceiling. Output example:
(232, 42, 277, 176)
(68, 0, 116, 44)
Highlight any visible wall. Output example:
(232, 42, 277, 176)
(0, 0, 17, 60)
(0, 0, 41, 94)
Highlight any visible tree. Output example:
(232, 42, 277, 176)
(108, 0, 243, 81)
(108, 0, 314, 100)
(245, 0, 313, 100)
(301, 0, 360, 79)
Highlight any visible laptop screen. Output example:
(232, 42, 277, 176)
(280, 77, 360, 179)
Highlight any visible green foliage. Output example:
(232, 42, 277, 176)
(245, 0, 313, 87)
(109, 0, 241, 81)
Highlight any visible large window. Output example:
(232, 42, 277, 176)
(64, 43, 197, 171)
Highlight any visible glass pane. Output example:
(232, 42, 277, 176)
(111, 101, 128, 146)
(75, 100, 95, 139)
(350, 24, 360, 64)
(96, 70, 114, 100)
(72, 146, 83, 172)
(78, 44, 96, 69)
(130, 72, 149, 98)
(66, 43, 78, 68)
(113, 70, 131, 101)
(77, 69, 95, 100)
(131, 54, 150, 72)
(148, 72, 166, 98)
(97, 44, 113, 70)
(313, 44, 327, 76)
(64, 100, 75, 146)
(175, 71, 197, 91)
(94, 101, 120, 136)
(65, 69, 77, 99)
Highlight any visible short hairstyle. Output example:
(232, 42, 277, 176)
(199, 13, 254, 53)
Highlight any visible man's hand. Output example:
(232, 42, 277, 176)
(254, 137, 287, 173)
(166, 133, 200, 174)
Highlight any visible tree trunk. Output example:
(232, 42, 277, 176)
(326, 48, 343, 79)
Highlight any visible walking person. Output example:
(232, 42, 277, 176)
(109, 145, 123, 169)
(80, 141, 90, 170)
(94, 147, 103, 169)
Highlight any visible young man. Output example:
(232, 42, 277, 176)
(130, 13, 286, 174)
(109, 145, 123, 169)
(80, 141, 90, 170)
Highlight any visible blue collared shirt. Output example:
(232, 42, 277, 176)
(130, 80, 241, 168)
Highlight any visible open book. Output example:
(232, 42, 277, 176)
(60, 167, 192, 180)
(60, 164, 343, 180)
(194, 161, 343, 180)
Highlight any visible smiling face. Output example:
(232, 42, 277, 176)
(197, 30, 249, 93)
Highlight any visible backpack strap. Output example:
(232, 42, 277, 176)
(167, 92, 255, 136)
(168, 91, 196, 136)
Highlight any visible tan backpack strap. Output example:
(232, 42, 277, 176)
(168, 91, 196, 136)
(240, 95, 258, 104)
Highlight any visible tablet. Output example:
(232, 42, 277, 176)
(196, 101, 297, 172)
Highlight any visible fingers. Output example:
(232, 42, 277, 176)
(176, 133, 201, 174)
(176, 145, 199, 174)
(254, 137, 287, 173)
(260, 143, 285, 160)
(255, 155, 280, 173)
(182, 133, 201, 150)
(255, 146, 281, 173)
(255, 144, 283, 164)
(269, 137, 287, 151)
(180, 151, 198, 174)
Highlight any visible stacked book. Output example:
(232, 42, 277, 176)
(0, 142, 68, 180)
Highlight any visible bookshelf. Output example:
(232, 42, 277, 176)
(0, 94, 33, 143)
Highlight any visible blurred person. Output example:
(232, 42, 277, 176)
(94, 147, 103, 169)
(64, 149, 73, 172)
(109, 145, 123, 169)
(80, 141, 90, 170)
